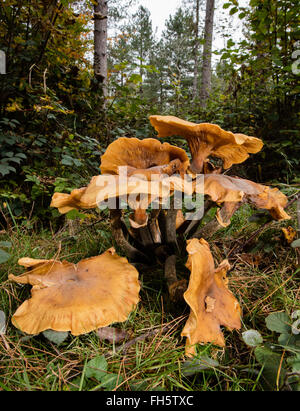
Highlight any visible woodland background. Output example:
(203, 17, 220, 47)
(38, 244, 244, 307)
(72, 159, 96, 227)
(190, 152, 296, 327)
(0, 0, 299, 391)
(0, 0, 299, 226)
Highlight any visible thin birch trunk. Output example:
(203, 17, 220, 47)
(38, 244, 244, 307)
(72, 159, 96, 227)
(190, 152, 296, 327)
(192, 0, 200, 100)
(94, 0, 108, 97)
(199, 0, 215, 108)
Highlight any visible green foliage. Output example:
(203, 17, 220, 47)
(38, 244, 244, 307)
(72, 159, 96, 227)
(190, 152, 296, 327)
(216, 0, 299, 180)
(243, 311, 300, 390)
(42, 330, 69, 345)
(0, 241, 12, 264)
(0, 118, 27, 177)
(291, 239, 300, 248)
(83, 355, 123, 390)
(265, 312, 291, 334)
(181, 355, 220, 377)
(242, 329, 263, 347)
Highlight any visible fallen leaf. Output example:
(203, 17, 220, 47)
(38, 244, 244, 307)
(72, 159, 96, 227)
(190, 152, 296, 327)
(96, 327, 130, 343)
(281, 226, 297, 244)
(239, 253, 262, 267)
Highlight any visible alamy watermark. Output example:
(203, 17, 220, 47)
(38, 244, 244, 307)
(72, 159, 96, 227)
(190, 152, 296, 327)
(94, 168, 205, 221)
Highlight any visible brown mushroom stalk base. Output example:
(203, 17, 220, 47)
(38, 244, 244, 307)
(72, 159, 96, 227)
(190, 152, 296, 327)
(164, 255, 188, 302)
(110, 209, 151, 264)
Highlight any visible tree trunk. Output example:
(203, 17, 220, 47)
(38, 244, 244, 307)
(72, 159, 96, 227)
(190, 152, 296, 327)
(192, 0, 200, 100)
(199, 0, 215, 108)
(94, 0, 108, 97)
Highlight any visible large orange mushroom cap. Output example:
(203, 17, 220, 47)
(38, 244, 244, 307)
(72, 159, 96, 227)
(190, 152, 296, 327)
(149, 115, 263, 173)
(100, 137, 190, 176)
(9, 248, 140, 336)
(181, 238, 241, 356)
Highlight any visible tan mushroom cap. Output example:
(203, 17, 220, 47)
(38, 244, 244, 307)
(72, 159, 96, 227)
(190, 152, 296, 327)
(51, 174, 193, 214)
(181, 238, 241, 356)
(149, 115, 263, 173)
(9, 248, 140, 336)
(100, 137, 190, 176)
(194, 174, 290, 221)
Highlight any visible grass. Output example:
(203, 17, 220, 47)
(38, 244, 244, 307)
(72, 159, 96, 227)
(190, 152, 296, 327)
(0, 193, 299, 391)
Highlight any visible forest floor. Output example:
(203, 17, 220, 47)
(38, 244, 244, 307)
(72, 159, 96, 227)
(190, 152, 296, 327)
(0, 185, 299, 392)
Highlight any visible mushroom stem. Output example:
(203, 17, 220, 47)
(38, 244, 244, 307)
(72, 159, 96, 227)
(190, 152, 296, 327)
(164, 255, 187, 302)
(158, 197, 179, 254)
(192, 219, 219, 240)
(110, 209, 151, 263)
(148, 209, 162, 244)
(139, 226, 155, 248)
(192, 202, 242, 239)
(183, 200, 214, 239)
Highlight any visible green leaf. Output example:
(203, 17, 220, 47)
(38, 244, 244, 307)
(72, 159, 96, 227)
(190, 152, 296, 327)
(0, 249, 11, 264)
(100, 373, 123, 390)
(129, 380, 149, 391)
(291, 311, 300, 335)
(287, 354, 300, 372)
(181, 355, 219, 377)
(278, 332, 300, 349)
(61, 155, 74, 166)
(227, 39, 235, 48)
(265, 312, 291, 334)
(0, 311, 6, 335)
(0, 241, 12, 249)
(242, 329, 263, 347)
(229, 6, 238, 15)
(42, 329, 69, 345)
(3, 152, 14, 157)
(85, 355, 108, 381)
(129, 73, 143, 84)
(254, 346, 286, 387)
(73, 159, 82, 167)
(15, 153, 26, 159)
(223, 2, 232, 9)
(254, 346, 282, 367)
(0, 164, 15, 176)
(291, 239, 300, 248)
(66, 209, 87, 220)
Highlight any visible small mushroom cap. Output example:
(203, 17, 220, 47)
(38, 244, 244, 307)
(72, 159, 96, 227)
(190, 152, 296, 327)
(181, 238, 241, 356)
(194, 174, 290, 221)
(9, 248, 140, 336)
(100, 137, 189, 175)
(149, 115, 263, 173)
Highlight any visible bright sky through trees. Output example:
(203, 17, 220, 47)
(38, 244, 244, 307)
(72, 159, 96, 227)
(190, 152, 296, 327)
(137, 0, 249, 58)
(138, 0, 182, 36)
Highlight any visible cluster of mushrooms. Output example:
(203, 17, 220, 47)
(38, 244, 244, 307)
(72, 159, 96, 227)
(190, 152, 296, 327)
(9, 116, 291, 356)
